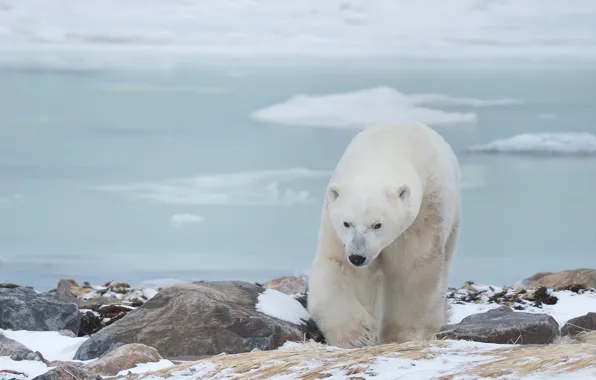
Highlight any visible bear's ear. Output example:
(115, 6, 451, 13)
(327, 183, 340, 203)
(387, 185, 410, 201)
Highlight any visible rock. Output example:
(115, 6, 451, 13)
(438, 306, 560, 344)
(78, 311, 103, 337)
(0, 284, 20, 289)
(55, 279, 79, 302)
(105, 281, 131, 293)
(263, 276, 307, 295)
(294, 293, 308, 309)
(0, 287, 80, 334)
(55, 280, 93, 304)
(31, 364, 101, 380)
(74, 281, 313, 360)
(0, 335, 40, 361)
(522, 268, 596, 290)
(83, 343, 162, 376)
(46, 361, 84, 369)
(561, 312, 596, 337)
(80, 296, 122, 311)
(531, 287, 558, 307)
(78, 304, 136, 337)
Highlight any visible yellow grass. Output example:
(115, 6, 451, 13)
(142, 333, 596, 380)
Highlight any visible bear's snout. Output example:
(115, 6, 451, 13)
(348, 254, 366, 267)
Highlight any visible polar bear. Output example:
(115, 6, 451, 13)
(307, 122, 461, 348)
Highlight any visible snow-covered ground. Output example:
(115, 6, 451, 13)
(467, 132, 596, 156)
(0, 328, 174, 379)
(1, 0, 596, 71)
(255, 284, 596, 328)
(1, 283, 595, 379)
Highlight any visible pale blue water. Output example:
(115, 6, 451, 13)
(1, 58, 595, 291)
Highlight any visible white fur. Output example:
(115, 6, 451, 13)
(307, 122, 461, 348)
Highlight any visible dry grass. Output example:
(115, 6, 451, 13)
(144, 333, 596, 380)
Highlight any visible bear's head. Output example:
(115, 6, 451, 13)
(325, 180, 421, 268)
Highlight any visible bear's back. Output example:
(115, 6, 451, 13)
(334, 123, 458, 184)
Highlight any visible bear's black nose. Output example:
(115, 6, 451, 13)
(348, 254, 366, 266)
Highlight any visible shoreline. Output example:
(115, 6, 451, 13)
(1, 269, 596, 379)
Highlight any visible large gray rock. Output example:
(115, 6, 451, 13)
(74, 281, 314, 360)
(561, 312, 596, 337)
(83, 343, 162, 376)
(438, 306, 560, 344)
(0, 334, 40, 361)
(522, 268, 596, 290)
(0, 288, 80, 334)
(31, 364, 101, 380)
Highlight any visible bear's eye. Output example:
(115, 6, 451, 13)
(343, 221, 350, 228)
(372, 223, 382, 229)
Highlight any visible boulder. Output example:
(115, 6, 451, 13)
(561, 312, 596, 337)
(74, 281, 314, 360)
(263, 276, 307, 295)
(438, 306, 560, 344)
(83, 343, 162, 376)
(55, 280, 81, 303)
(522, 268, 596, 290)
(31, 364, 101, 380)
(0, 287, 79, 334)
(0, 335, 40, 361)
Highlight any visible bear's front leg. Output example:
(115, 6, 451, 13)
(308, 258, 379, 348)
(378, 255, 446, 344)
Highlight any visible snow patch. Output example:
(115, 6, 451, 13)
(467, 133, 596, 156)
(251, 87, 482, 128)
(525, 290, 596, 327)
(0, 357, 49, 379)
(447, 284, 596, 327)
(117, 359, 175, 376)
(0, 329, 88, 361)
(256, 288, 311, 325)
(142, 288, 159, 300)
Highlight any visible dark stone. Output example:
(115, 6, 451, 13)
(0, 288, 80, 334)
(0, 284, 20, 289)
(532, 287, 558, 307)
(561, 312, 596, 337)
(0, 335, 40, 361)
(74, 281, 313, 360)
(438, 306, 560, 344)
(80, 297, 122, 311)
(294, 293, 308, 309)
(79, 311, 103, 337)
(31, 364, 101, 380)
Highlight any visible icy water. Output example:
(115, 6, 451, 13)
(1, 58, 595, 290)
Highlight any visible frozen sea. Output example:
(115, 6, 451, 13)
(1, 0, 596, 290)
